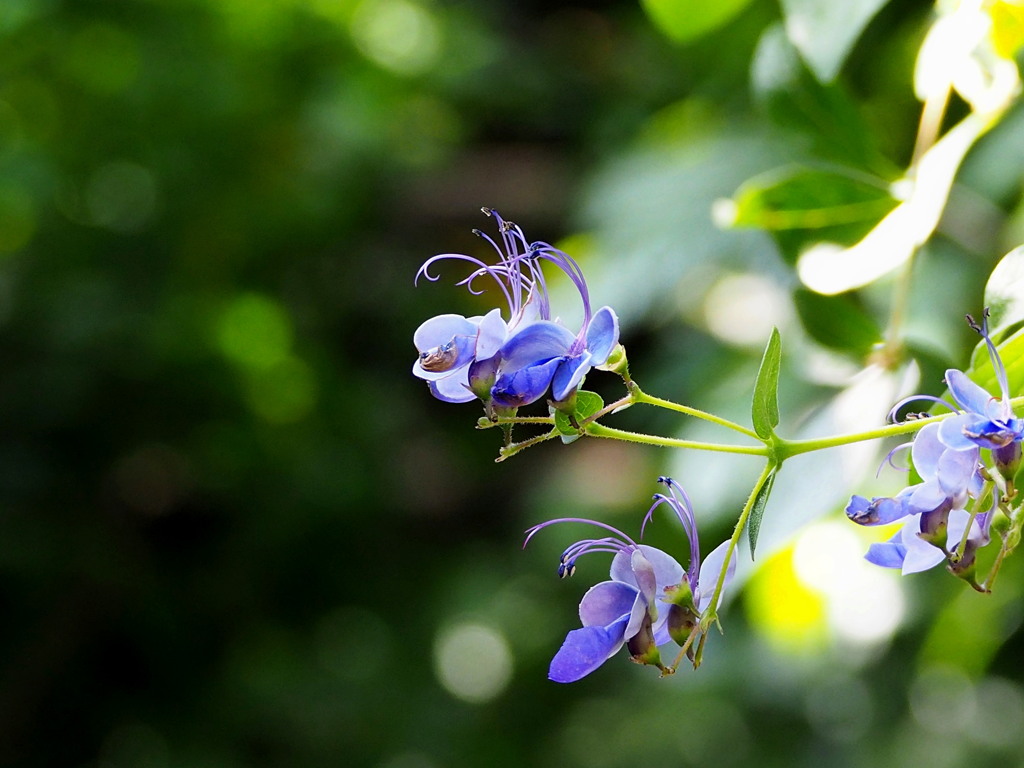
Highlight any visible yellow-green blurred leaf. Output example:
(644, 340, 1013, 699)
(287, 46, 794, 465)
(640, 0, 755, 44)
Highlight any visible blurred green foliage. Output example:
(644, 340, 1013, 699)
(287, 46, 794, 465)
(3, 0, 1024, 767)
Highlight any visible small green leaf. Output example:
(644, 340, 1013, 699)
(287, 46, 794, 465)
(780, 0, 892, 83)
(793, 288, 882, 355)
(641, 0, 756, 44)
(728, 164, 898, 265)
(751, 328, 782, 440)
(984, 245, 1024, 337)
(748, 466, 778, 558)
(553, 390, 604, 444)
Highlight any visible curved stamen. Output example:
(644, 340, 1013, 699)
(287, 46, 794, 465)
(887, 394, 958, 423)
(523, 517, 638, 550)
(645, 476, 700, 588)
(877, 441, 913, 477)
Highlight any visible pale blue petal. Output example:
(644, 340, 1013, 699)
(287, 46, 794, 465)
(586, 306, 619, 364)
(413, 313, 477, 351)
(936, 446, 979, 497)
(908, 481, 946, 515)
(695, 540, 735, 613)
(609, 545, 682, 593)
(946, 369, 994, 415)
(900, 518, 946, 574)
(474, 308, 507, 360)
(548, 616, 629, 683)
(911, 422, 944, 480)
(938, 413, 984, 451)
(427, 370, 475, 403)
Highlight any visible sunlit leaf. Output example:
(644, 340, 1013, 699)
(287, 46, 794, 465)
(727, 165, 897, 265)
(780, 0, 891, 82)
(984, 245, 1024, 337)
(640, 0, 756, 44)
(752, 327, 782, 439)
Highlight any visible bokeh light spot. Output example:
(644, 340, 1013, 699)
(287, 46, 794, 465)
(702, 272, 789, 347)
(217, 293, 293, 370)
(65, 23, 140, 94)
(86, 161, 159, 233)
(433, 623, 512, 703)
(0, 185, 35, 253)
(745, 544, 828, 653)
(244, 356, 318, 424)
(350, 0, 441, 75)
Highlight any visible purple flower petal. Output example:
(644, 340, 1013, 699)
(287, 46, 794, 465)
(499, 321, 575, 370)
(908, 480, 947, 515)
(578, 581, 637, 627)
(609, 545, 683, 593)
(586, 306, 619, 365)
(548, 616, 630, 683)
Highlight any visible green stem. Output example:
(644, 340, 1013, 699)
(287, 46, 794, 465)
(584, 423, 768, 456)
(701, 461, 776, 631)
(632, 386, 760, 439)
(775, 412, 951, 459)
(496, 428, 560, 461)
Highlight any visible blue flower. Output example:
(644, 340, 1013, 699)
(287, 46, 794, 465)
(524, 477, 734, 683)
(413, 208, 619, 407)
(937, 311, 1024, 469)
(846, 422, 986, 574)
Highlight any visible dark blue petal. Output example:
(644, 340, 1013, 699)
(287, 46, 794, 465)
(490, 357, 563, 407)
(548, 616, 630, 683)
(551, 353, 592, 402)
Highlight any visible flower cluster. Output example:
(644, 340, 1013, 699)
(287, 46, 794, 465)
(524, 477, 735, 682)
(412, 208, 619, 411)
(846, 311, 1021, 584)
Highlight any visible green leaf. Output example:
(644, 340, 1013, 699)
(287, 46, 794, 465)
(967, 326, 1024, 399)
(728, 164, 898, 265)
(553, 390, 604, 444)
(984, 245, 1024, 337)
(751, 25, 892, 173)
(751, 327, 782, 439)
(780, 0, 892, 83)
(747, 466, 777, 558)
(640, 0, 756, 44)
(792, 288, 882, 355)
